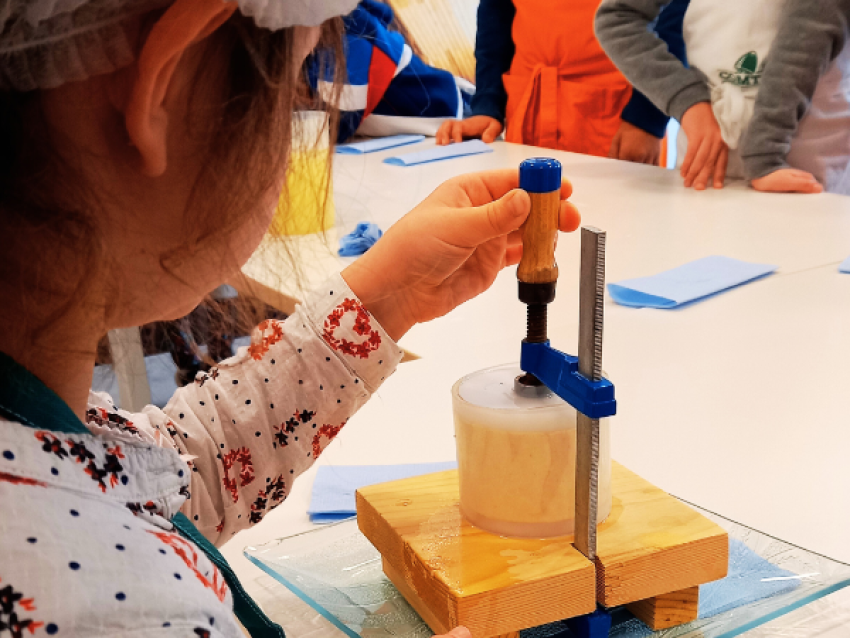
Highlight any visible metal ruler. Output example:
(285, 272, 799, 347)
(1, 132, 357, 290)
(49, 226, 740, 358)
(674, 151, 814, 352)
(574, 226, 606, 561)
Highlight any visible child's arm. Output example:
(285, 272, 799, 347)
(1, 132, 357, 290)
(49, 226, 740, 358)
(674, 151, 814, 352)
(596, 0, 707, 125)
(596, 0, 729, 189)
(156, 171, 580, 545)
(741, 0, 850, 193)
(436, 0, 514, 145)
(612, 0, 690, 165)
(155, 278, 405, 544)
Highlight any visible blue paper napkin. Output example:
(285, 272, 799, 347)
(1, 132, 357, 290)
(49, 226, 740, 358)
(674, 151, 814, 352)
(383, 140, 493, 166)
(308, 462, 457, 523)
(699, 538, 799, 618)
(603, 539, 800, 637)
(840, 255, 850, 273)
(339, 222, 382, 257)
(608, 256, 777, 309)
(336, 135, 425, 155)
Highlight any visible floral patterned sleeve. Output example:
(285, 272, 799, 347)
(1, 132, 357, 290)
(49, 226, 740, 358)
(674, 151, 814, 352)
(143, 274, 404, 545)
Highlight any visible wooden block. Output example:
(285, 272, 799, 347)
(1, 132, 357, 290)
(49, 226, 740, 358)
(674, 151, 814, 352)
(626, 586, 700, 630)
(596, 463, 728, 607)
(357, 470, 597, 638)
(357, 464, 728, 636)
(383, 558, 520, 638)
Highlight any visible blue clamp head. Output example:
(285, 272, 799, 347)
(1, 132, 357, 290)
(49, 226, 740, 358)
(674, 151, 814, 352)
(520, 341, 616, 419)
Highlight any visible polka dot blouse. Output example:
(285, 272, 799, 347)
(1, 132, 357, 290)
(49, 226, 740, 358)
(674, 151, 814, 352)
(0, 274, 404, 636)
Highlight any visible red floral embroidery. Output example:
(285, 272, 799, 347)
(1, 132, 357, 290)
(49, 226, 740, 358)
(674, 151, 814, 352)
(273, 409, 316, 450)
(0, 472, 45, 487)
(247, 319, 285, 361)
(34, 432, 126, 493)
(220, 447, 255, 503)
(249, 476, 287, 524)
(147, 530, 228, 602)
(0, 578, 48, 635)
(311, 422, 346, 459)
(215, 520, 225, 533)
(195, 367, 220, 387)
(323, 299, 381, 359)
(86, 407, 138, 434)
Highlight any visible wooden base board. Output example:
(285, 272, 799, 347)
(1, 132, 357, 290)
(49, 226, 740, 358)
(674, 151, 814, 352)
(626, 586, 700, 630)
(383, 558, 520, 638)
(357, 462, 727, 637)
(357, 470, 596, 637)
(594, 465, 728, 607)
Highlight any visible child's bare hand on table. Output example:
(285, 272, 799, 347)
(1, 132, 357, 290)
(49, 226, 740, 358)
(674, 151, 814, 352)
(751, 168, 824, 194)
(436, 116, 504, 145)
(343, 169, 580, 342)
(608, 120, 662, 166)
(680, 102, 729, 190)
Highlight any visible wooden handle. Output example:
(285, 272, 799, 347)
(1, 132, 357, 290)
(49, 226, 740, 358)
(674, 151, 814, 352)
(517, 190, 559, 284)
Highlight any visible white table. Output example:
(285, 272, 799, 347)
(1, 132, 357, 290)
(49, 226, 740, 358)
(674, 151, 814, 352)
(227, 140, 850, 637)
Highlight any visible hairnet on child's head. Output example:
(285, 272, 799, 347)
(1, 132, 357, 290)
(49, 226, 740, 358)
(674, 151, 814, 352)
(0, 0, 357, 91)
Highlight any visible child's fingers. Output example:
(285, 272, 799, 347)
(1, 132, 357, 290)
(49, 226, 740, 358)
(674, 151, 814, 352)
(753, 169, 824, 193)
(436, 120, 453, 146)
(502, 199, 579, 247)
(559, 200, 581, 232)
(453, 121, 464, 144)
(680, 138, 702, 182)
(482, 121, 501, 143)
(713, 145, 728, 189)
(693, 159, 714, 190)
(505, 243, 523, 266)
(684, 138, 711, 187)
(607, 133, 621, 159)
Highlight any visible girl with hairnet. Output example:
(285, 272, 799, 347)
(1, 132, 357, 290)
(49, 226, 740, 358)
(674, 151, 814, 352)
(0, 0, 581, 636)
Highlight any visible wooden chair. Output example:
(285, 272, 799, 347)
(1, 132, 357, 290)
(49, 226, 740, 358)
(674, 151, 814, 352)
(385, 0, 478, 83)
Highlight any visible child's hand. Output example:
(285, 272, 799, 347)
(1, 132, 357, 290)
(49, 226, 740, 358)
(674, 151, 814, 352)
(436, 116, 504, 145)
(608, 121, 662, 166)
(751, 168, 823, 194)
(680, 103, 728, 190)
(342, 170, 580, 341)
(434, 628, 472, 638)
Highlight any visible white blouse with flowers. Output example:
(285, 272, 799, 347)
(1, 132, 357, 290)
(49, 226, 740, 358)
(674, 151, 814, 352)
(0, 274, 403, 637)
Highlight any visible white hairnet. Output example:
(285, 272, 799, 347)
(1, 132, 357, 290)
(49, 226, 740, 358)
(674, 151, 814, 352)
(0, 0, 358, 91)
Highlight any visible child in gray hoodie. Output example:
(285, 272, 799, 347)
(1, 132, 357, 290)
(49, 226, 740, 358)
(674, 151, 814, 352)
(596, 0, 850, 194)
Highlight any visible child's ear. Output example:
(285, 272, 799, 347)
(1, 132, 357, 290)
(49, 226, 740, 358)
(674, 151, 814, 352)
(124, 0, 236, 177)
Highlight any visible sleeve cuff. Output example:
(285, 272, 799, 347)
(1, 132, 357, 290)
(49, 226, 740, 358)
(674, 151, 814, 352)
(620, 90, 668, 139)
(301, 273, 404, 393)
(668, 83, 712, 123)
(470, 93, 507, 123)
(741, 154, 792, 181)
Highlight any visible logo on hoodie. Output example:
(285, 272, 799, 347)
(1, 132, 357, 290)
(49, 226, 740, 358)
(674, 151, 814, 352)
(719, 51, 764, 87)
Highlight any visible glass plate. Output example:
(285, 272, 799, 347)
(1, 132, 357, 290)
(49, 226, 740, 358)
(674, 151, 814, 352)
(244, 502, 850, 638)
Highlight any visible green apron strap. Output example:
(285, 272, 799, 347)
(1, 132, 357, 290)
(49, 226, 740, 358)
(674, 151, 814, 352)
(0, 351, 284, 638)
(0, 351, 89, 434)
(172, 513, 286, 638)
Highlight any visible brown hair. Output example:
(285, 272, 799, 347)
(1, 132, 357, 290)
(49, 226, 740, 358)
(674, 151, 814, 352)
(0, 11, 344, 361)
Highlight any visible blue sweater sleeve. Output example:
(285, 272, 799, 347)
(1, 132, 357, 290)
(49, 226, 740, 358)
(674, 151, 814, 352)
(470, 0, 516, 122)
(620, 0, 689, 138)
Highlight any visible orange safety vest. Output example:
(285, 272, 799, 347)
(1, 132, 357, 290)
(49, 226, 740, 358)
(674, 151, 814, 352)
(503, 0, 632, 156)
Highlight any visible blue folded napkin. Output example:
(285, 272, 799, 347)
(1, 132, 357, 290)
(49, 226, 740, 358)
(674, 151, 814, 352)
(338, 222, 382, 257)
(308, 462, 457, 523)
(336, 135, 425, 155)
(699, 538, 799, 618)
(383, 140, 493, 166)
(840, 255, 850, 273)
(608, 256, 777, 309)
(605, 538, 801, 637)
